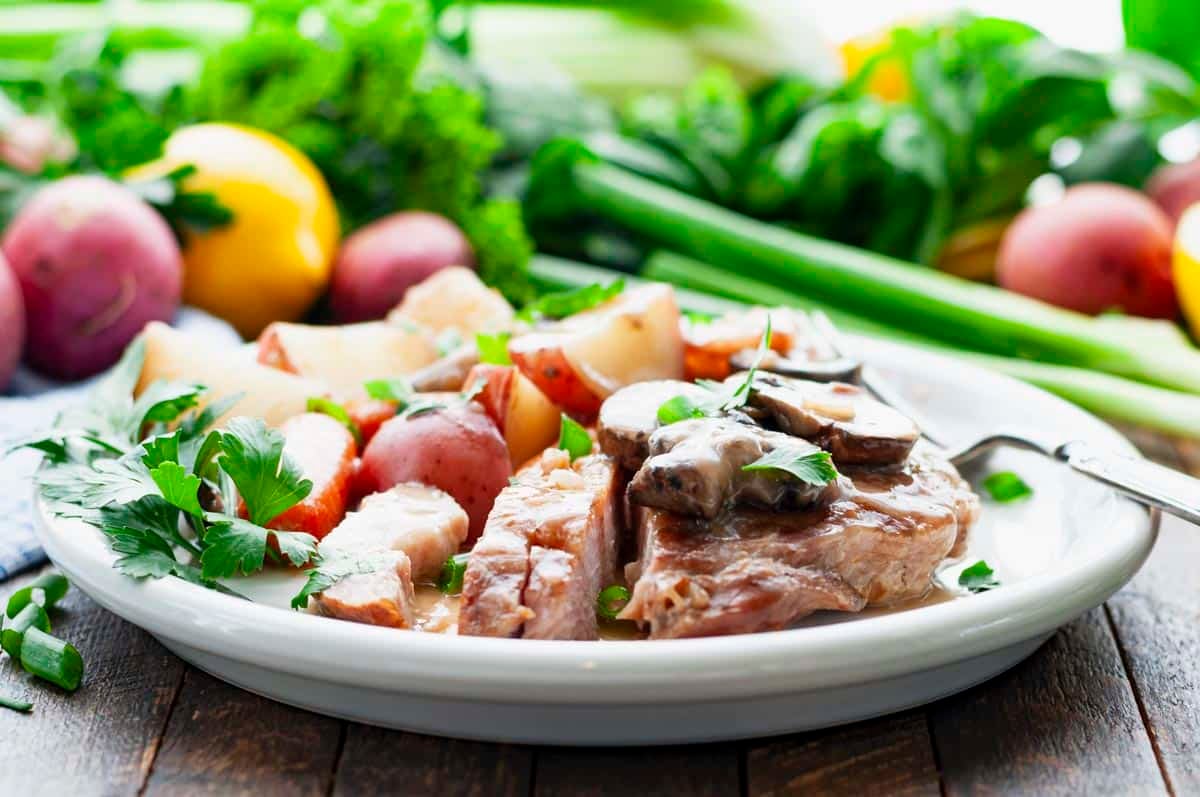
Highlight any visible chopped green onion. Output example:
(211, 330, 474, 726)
(475, 331, 513, 365)
(19, 627, 83, 692)
(6, 572, 69, 619)
(306, 397, 363, 447)
(596, 585, 632, 621)
(959, 560, 999, 593)
(0, 692, 32, 713)
(741, 448, 838, 486)
(557, 414, 593, 462)
(438, 553, 470, 595)
(982, 472, 1033, 503)
(517, 280, 624, 323)
(1, 603, 51, 659)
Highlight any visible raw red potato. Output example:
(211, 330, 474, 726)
(996, 183, 1178, 319)
(263, 412, 357, 540)
(358, 403, 511, 542)
(0, 252, 24, 391)
(1145, 158, 1200, 230)
(2, 175, 182, 379)
(682, 307, 796, 381)
(509, 284, 685, 419)
(331, 211, 475, 323)
(466, 363, 564, 466)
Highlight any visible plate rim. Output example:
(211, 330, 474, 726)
(33, 336, 1159, 705)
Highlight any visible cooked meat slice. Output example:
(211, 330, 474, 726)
(311, 551, 416, 629)
(459, 449, 621, 639)
(626, 417, 836, 519)
(621, 445, 980, 638)
(597, 380, 712, 470)
(742, 372, 920, 466)
(320, 483, 469, 580)
(264, 412, 357, 539)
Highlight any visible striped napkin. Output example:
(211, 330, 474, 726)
(0, 310, 241, 582)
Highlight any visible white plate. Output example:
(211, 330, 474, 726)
(34, 337, 1158, 745)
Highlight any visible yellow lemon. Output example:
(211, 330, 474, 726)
(133, 124, 339, 338)
(840, 29, 909, 103)
(1174, 203, 1200, 336)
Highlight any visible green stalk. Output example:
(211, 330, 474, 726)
(19, 628, 83, 692)
(0, 692, 32, 714)
(529, 254, 1200, 438)
(554, 155, 1200, 393)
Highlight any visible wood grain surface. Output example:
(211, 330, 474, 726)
(0, 430, 1197, 796)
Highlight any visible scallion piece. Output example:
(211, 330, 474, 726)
(982, 472, 1033, 503)
(475, 331, 513, 365)
(0, 692, 32, 713)
(596, 585, 632, 621)
(557, 414, 593, 462)
(1, 603, 51, 659)
(6, 572, 69, 619)
(19, 628, 84, 692)
(438, 553, 470, 595)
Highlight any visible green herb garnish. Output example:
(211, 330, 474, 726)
(290, 551, 400, 610)
(0, 693, 32, 714)
(982, 472, 1033, 503)
(657, 315, 772, 424)
(19, 628, 83, 692)
(596, 585, 632, 621)
(557, 415, 593, 462)
(518, 280, 624, 322)
(6, 572, 69, 619)
(438, 553, 471, 595)
(741, 448, 838, 486)
(655, 394, 710, 425)
(476, 331, 513, 365)
(363, 378, 446, 418)
(306, 397, 363, 447)
(959, 560, 1000, 593)
(1, 603, 51, 660)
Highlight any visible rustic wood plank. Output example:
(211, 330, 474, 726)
(142, 669, 343, 797)
(1103, 434, 1200, 795)
(746, 710, 938, 797)
(333, 726, 532, 797)
(929, 608, 1166, 796)
(534, 744, 741, 797)
(0, 566, 185, 797)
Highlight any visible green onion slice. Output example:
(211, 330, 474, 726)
(596, 584, 632, 621)
(1, 603, 51, 660)
(19, 627, 84, 692)
(557, 414, 593, 462)
(6, 572, 69, 619)
(438, 553, 470, 595)
(982, 471, 1033, 503)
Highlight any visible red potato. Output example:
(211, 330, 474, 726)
(2, 175, 182, 380)
(1146, 158, 1200, 230)
(331, 211, 475, 323)
(465, 363, 562, 466)
(0, 252, 24, 391)
(263, 412, 357, 540)
(358, 403, 511, 542)
(509, 284, 685, 419)
(996, 183, 1178, 319)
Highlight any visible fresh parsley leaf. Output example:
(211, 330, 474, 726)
(741, 448, 838, 486)
(475, 331, 513, 365)
(656, 394, 711, 425)
(557, 414, 593, 461)
(657, 315, 773, 424)
(216, 418, 312, 527)
(982, 471, 1033, 503)
(438, 553, 470, 595)
(306, 397, 363, 447)
(133, 381, 205, 430)
(38, 455, 158, 511)
(99, 494, 195, 555)
(720, 314, 772, 412)
(959, 560, 1000, 593)
(149, 462, 205, 518)
(517, 280, 624, 322)
(141, 432, 182, 470)
(683, 309, 716, 325)
(290, 550, 398, 610)
(363, 378, 446, 418)
(199, 514, 318, 579)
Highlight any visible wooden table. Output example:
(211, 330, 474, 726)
(1, 428, 1196, 796)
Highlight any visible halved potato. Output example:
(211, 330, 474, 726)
(466, 364, 562, 467)
(388, 266, 514, 337)
(138, 321, 324, 427)
(257, 321, 438, 399)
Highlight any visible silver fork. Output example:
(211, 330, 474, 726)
(808, 312, 1200, 526)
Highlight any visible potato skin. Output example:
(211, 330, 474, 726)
(330, 211, 474, 323)
(1146, 158, 1200, 230)
(2, 176, 182, 379)
(996, 183, 1178, 319)
(0, 252, 24, 391)
(358, 403, 511, 541)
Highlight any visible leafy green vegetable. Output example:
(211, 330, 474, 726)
(216, 418, 312, 527)
(124, 163, 234, 244)
(557, 415, 592, 462)
(1123, 0, 1200, 80)
(741, 448, 838, 486)
(438, 553, 470, 595)
(517, 279, 624, 322)
(959, 560, 1000, 593)
(982, 471, 1034, 503)
(199, 515, 317, 580)
(596, 584, 631, 621)
(475, 331, 513, 365)
(306, 397, 363, 447)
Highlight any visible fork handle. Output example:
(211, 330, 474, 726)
(1058, 441, 1200, 526)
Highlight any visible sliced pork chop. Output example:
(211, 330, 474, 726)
(311, 551, 415, 629)
(459, 449, 620, 640)
(740, 372, 920, 466)
(621, 445, 980, 638)
(626, 417, 837, 519)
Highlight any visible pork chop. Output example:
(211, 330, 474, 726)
(311, 551, 415, 629)
(620, 444, 980, 638)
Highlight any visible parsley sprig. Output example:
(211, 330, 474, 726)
(517, 280, 624, 323)
(741, 448, 838, 486)
(657, 315, 773, 425)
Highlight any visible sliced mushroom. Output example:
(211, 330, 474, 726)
(597, 379, 713, 471)
(731, 348, 862, 384)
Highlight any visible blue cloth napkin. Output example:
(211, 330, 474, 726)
(0, 310, 241, 581)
